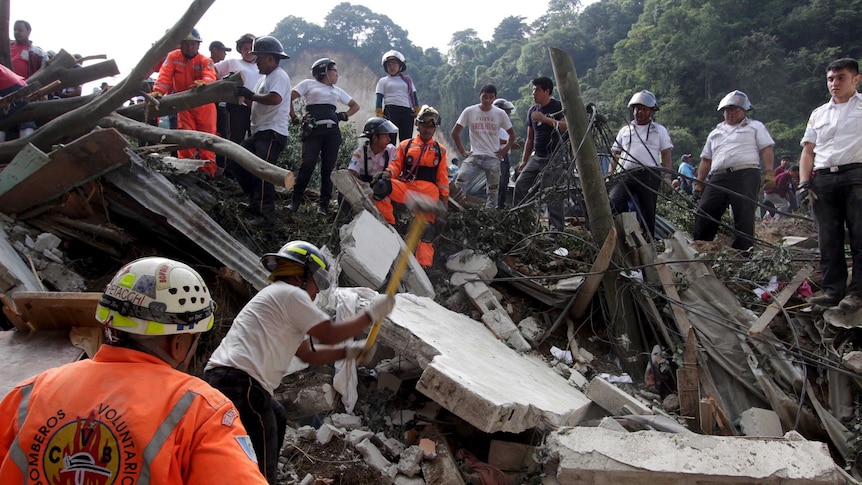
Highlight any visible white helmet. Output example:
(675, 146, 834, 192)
(381, 50, 406, 72)
(95, 257, 214, 336)
(717, 90, 752, 111)
(493, 98, 515, 113)
(628, 90, 658, 109)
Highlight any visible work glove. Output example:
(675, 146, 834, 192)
(337, 111, 349, 122)
(366, 294, 396, 323)
(762, 169, 776, 191)
(692, 183, 703, 203)
(343, 339, 369, 361)
(148, 91, 163, 100)
(189, 80, 207, 89)
(660, 172, 674, 194)
(234, 86, 255, 100)
(797, 181, 815, 205)
(375, 108, 384, 118)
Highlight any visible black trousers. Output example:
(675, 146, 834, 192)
(384, 104, 414, 145)
(609, 167, 661, 238)
(203, 367, 287, 485)
(693, 168, 760, 251)
(294, 124, 342, 208)
(811, 165, 862, 297)
(236, 130, 286, 220)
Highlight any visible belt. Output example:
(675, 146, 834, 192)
(815, 162, 862, 174)
(712, 164, 759, 175)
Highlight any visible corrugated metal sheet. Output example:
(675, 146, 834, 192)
(106, 151, 269, 290)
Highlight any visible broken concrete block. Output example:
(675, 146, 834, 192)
(445, 249, 497, 281)
(339, 210, 433, 298)
(487, 440, 538, 472)
(568, 370, 588, 390)
(543, 426, 843, 483)
(346, 429, 374, 446)
(316, 423, 345, 445)
(34, 232, 61, 252)
(397, 445, 424, 477)
(394, 474, 425, 485)
(739, 407, 783, 437)
(292, 383, 335, 418)
(463, 281, 531, 351)
(598, 417, 628, 433)
(377, 371, 403, 394)
(296, 425, 317, 441)
(843, 351, 862, 374)
(375, 432, 406, 458)
(329, 413, 362, 430)
(390, 409, 415, 426)
(40, 262, 86, 292)
(414, 401, 441, 421)
(517, 316, 543, 346)
(356, 438, 397, 484)
(420, 428, 465, 485)
(370, 290, 592, 434)
(585, 377, 652, 416)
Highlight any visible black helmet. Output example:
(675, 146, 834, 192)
(261, 240, 329, 290)
(235, 33, 255, 51)
(251, 36, 289, 59)
(311, 58, 336, 80)
(361, 117, 398, 138)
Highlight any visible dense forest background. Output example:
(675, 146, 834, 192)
(271, 0, 862, 164)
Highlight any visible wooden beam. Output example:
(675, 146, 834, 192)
(677, 327, 700, 431)
(12, 291, 102, 331)
(655, 263, 692, 337)
(748, 264, 812, 338)
(570, 226, 617, 319)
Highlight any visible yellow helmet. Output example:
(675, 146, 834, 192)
(415, 105, 441, 127)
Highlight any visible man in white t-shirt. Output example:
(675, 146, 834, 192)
(451, 84, 516, 209)
(214, 34, 262, 155)
(610, 90, 673, 238)
(205, 240, 395, 484)
(231, 36, 292, 226)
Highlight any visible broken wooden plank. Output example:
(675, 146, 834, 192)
(12, 291, 103, 331)
(748, 264, 813, 338)
(570, 226, 617, 319)
(0, 144, 51, 197)
(655, 263, 692, 338)
(0, 293, 31, 332)
(677, 328, 700, 431)
(699, 398, 716, 435)
(0, 129, 130, 214)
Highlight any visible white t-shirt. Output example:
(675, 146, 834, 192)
(701, 118, 774, 171)
(801, 92, 862, 170)
(250, 67, 292, 136)
(293, 79, 352, 107)
(214, 58, 262, 91)
(375, 75, 414, 108)
(206, 281, 330, 394)
(349, 142, 397, 177)
(612, 121, 673, 169)
(455, 104, 513, 156)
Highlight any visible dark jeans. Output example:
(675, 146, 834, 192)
(514, 154, 564, 232)
(609, 167, 661, 237)
(384, 104, 414, 145)
(237, 130, 286, 220)
(811, 165, 862, 297)
(693, 168, 760, 251)
(203, 367, 287, 485)
(294, 124, 342, 208)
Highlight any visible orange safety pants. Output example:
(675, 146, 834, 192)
(178, 104, 217, 177)
(374, 178, 439, 268)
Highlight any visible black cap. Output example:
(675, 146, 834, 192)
(209, 41, 232, 52)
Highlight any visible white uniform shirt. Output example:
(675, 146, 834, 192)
(701, 118, 774, 171)
(250, 67, 292, 136)
(293, 79, 353, 126)
(214, 58, 262, 91)
(801, 92, 862, 170)
(349, 142, 397, 177)
(455, 104, 513, 157)
(375, 75, 415, 108)
(612, 121, 673, 170)
(206, 281, 330, 394)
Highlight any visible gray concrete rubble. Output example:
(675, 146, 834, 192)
(338, 210, 433, 298)
(362, 289, 592, 433)
(739, 407, 783, 437)
(542, 426, 844, 484)
(585, 376, 653, 416)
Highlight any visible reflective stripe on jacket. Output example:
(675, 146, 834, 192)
(153, 50, 217, 95)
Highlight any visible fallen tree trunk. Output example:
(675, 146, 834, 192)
(0, 96, 92, 130)
(55, 60, 120, 90)
(0, 0, 216, 162)
(26, 50, 78, 87)
(99, 113, 294, 189)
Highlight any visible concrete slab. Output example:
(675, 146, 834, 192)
(338, 210, 433, 298)
(372, 291, 592, 433)
(544, 426, 843, 484)
(739, 407, 783, 437)
(0, 330, 84, 396)
(585, 376, 653, 416)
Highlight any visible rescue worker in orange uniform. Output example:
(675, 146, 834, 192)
(151, 29, 219, 177)
(0, 257, 267, 485)
(374, 105, 449, 267)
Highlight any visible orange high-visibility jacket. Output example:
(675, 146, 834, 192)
(0, 345, 267, 485)
(387, 134, 450, 197)
(153, 49, 216, 95)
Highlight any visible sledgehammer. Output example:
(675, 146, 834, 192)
(360, 192, 446, 362)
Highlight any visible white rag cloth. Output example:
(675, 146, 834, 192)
(332, 287, 378, 413)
